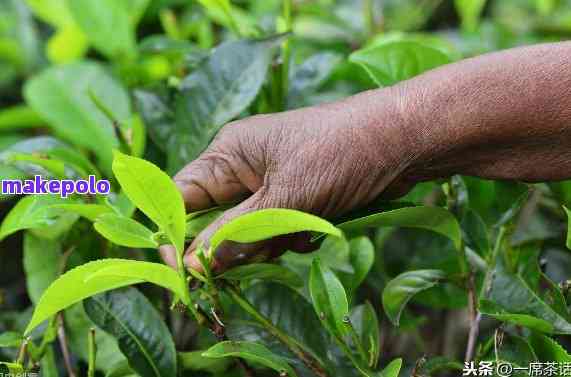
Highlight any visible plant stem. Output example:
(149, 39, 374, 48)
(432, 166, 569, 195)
(464, 271, 481, 362)
(332, 337, 373, 377)
(226, 286, 330, 377)
(16, 338, 29, 366)
(57, 314, 76, 377)
(280, 0, 293, 110)
(347, 323, 368, 365)
(363, 0, 375, 38)
(88, 328, 97, 377)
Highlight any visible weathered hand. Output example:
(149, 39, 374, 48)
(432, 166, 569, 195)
(160, 88, 418, 272)
(161, 42, 571, 273)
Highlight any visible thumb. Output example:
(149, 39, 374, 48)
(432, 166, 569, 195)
(184, 190, 316, 274)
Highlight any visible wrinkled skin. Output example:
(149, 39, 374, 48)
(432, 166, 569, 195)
(160, 42, 571, 272)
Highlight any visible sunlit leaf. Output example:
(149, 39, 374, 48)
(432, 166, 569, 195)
(203, 341, 298, 377)
(94, 214, 157, 249)
(211, 208, 342, 252)
(309, 258, 350, 338)
(112, 151, 186, 254)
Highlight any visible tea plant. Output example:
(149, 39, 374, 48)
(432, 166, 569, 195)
(1, 0, 571, 376)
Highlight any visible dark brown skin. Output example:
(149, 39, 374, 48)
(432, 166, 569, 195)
(160, 42, 571, 272)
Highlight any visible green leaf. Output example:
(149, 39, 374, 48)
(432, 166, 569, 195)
(25, 0, 74, 27)
(211, 208, 342, 252)
(3, 152, 66, 178)
(46, 23, 89, 64)
(105, 361, 137, 377)
(309, 258, 350, 338)
(380, 358, 402, 377)
(203, 341, 299, 377)
(23, 232, 61, 304)
(350, 303, 380, 368)
(197, 0, 258, 37)
(25, 259, 144, 335)
(112, 151, 186, 254)
(528, 332, 571, 362)
(179, 351, 232, 373)
(0, 332, 22, 348)
(53, 204, 114, 221)
(24, 62, 129, 174)
(349, 40, 451, 86)
(94, 214, 157, 249)
(348, 236, 375, 292)
(84, 287, 177, 377)
(39, 344, 59, 377)
(461, 208, 490, 257)
(382, 269, 445, 326)
(337, 206, 462, 249)
(287, 52, 342, 109)
(0, 363, 23, 374)
(479, 300, 554, 333)
(170, 36, 283, 172)
(67, 0, 137, 60)
(0, 105, 43, 131)
(0, 136, 99, 178)
(65, 304, 127, 373)
(186, 209, 224, 239)
(0, 195, 68, 240)
(85, 260, 187, 304)
(483, 253, 571, 334)
(454, 0, 487, 33)
(241, 283, 330, 364)
(218, 263, 303, 287)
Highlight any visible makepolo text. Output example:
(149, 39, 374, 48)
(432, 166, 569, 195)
(1, 175, 110, 198)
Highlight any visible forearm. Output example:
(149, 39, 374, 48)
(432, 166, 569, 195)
(391, 42, 571, 183)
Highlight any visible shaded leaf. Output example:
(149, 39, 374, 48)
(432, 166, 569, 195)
(0, 332, 22, 348)
(218, 263, 303, 287)
(349, 39, 450, 86)
(170, 36, 283, 172)
(0, 195, 69, 240)
(24, 63, 129, 174)
(85, 287, 177, 377)
(350, 303, 380, 368)
(528, 332, 571, 362)
(337, 206, 461, 249)
(67, 0, 137, 59)
(23, 232, 61, 304)
(382, 269, 445, 326)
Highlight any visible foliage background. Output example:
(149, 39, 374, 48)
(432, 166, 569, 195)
(2, 0, 571, 376)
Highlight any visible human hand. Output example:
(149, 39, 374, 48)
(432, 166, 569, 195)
(159, 88, 420, 272)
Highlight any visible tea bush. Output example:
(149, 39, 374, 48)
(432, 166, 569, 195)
(1, 1, 571, 376)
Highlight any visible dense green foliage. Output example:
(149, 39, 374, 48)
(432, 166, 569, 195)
(2, 0, 571, 376)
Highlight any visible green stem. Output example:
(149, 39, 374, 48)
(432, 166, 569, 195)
(333, 336, 373, 377)
(363, 0, 375, 38)
(227, 286, 330, 377)
(481, 226, 507, 299)
(15, 338, 29, 366)
(347, 323, 368, 365)
(88, 328, 97, 377)
(280, 0, 293, 109)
